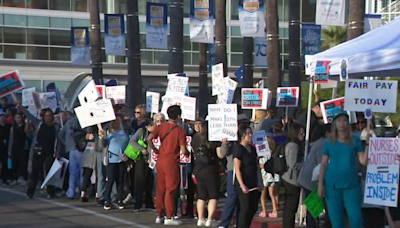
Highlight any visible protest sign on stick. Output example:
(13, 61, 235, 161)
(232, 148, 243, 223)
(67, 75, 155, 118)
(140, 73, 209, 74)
(364, 137, 400, 207)
(78, 80, 99, 105)
(165, 76, 189, 96)
(252, 130, 270, 157)
(146, 91, 160, 114)
(74, 99, 116, 128)
(241, 88, 269, 109)
(208, 104, 238, 141)
(212, 63, 224, 96)
(276, 87, 299, 107)
(105, 85, 126, 104)
(0, 70, 25, 98)
(151, 136, 192, 163)
(22, 87, 35, 107)
(95, 85, 105, 98)
(345, 80, 398, 113)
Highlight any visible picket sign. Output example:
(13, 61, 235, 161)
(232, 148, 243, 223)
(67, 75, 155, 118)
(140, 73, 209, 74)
(212, 63, 224, 96)
(105, 85, 126, 104)
(0, 70, 25, 98)
(146, 91, 160, 114)
(208, 104, 238, 141)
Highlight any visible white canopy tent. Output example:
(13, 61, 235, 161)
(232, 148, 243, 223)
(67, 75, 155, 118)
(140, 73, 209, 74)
(310, 16, 400, 77)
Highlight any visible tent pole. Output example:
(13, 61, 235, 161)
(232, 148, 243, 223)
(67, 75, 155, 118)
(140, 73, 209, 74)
(332, 87, 337, 99)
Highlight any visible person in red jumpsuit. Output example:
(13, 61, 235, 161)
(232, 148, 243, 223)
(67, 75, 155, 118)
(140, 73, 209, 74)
(148, 105, 189, 225)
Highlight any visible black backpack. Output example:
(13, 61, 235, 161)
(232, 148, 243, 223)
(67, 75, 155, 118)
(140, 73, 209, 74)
(193, 141, 214, 165)
(264, 142, 288, 175)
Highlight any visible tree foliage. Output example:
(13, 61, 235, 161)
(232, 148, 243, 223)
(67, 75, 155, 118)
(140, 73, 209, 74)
(321, 26, 348, 51)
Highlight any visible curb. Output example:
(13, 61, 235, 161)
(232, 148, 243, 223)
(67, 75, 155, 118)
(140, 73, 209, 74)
(212, 209, 283, 228)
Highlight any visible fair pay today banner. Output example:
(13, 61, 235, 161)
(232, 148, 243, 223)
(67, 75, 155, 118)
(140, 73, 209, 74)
(345, 80, 398, 113)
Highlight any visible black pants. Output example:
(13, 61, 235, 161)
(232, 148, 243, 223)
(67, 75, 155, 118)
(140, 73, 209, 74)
(0, 150, 9, 181)
(12, 148, 29, 181)
(105, 162, 125, 202)
(134, 159, 154, 209)
(282, 180, 301, 228)
(125, 163, 135, 197)
(27, 155, 55, 197)
(235, 185, 260, 228)
(82, 167, 93, 193)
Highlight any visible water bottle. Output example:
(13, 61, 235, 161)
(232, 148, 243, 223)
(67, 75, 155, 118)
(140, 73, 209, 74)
(7, 155, 12, 169)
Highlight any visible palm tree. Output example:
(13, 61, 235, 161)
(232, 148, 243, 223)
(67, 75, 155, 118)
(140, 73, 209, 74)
(168, 0, 184, 74)
(348, 0, 365, 40)
(198, 43, 208, 118)
(321, 26, 348, 51)
(126, 0, 143, 116)
(215, 0, 227, 76)
(89, 0, 104, 85)
(266, 0, 280, 100)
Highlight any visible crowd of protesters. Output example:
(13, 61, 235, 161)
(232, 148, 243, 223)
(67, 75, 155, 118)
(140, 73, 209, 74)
(0, 94, 400, 228)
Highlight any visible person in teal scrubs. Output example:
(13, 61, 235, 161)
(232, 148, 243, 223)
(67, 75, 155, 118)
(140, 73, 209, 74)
(318, 111, 369, 228)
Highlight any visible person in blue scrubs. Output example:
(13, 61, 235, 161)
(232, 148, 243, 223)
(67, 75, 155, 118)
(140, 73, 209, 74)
(318, 111, 369, 228)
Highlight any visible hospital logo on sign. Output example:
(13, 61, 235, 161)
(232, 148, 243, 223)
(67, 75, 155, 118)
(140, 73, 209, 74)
(195, 0, 209, 8)
(108, 16, 122, 37)
(194, 9, 209, 20)
(74, 29, 87, 47)
(243, 1, 259, 12)
(150, 18, 163, 28)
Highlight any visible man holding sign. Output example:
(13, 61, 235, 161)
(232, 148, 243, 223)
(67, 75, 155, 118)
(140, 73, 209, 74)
(147, 105, 189, 225)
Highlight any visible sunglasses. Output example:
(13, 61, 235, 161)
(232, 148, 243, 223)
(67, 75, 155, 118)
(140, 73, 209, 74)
(135, 112, 141, 114)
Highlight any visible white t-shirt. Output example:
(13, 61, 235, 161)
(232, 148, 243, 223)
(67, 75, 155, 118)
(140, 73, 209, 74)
(360, 129, 376, 141)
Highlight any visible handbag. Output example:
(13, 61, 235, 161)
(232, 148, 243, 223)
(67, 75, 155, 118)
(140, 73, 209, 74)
(124, 130, 147, 160)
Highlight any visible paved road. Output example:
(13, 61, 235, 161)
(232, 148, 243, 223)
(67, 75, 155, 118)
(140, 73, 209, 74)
(0, 186, 201, 228)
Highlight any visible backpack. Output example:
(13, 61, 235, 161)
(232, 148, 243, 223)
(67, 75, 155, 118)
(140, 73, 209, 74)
(193, 141, 214, 165)
(264, 142, 288, 175)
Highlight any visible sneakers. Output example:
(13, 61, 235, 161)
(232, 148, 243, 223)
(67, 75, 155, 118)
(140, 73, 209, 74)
(117, 201, 125, 210)
(205, 220, 217, 227)
(81, 197, 89, 203)
(197, 219, 206, 226)
(104, 201, 111, 210)
(9, 180, 18, 186)
(96, 200, 104, 207)
(164, 218, 182, 225)
(155, 216, 164, 224)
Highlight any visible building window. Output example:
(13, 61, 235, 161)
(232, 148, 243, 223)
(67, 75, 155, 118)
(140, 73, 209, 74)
(4, 45, 26, 59)
(50, 30, 70, 46)
(4, 27, 26, 44)
(4, 14, 26, 26)
(50, 0, 71, 11)
(184, 52, 191, 65)
(231, 0, 239, 20)
(3, 0, 26, 8)
(230, 53, 242, 66)
(50, 47, 70, 61)
(141, 51, 153, 64)
(192, 52, 199, 65)
(44, 81, 70, 93)
(24, 80, 42, 91)
(72, 18, 89, 27)
(184, 36, 191, 51)
(27, 46, 49, 60)
(27, 0, 49, 10)
(72, 0, 88, 12)
(27, 28, 49, 45)
(50, 17, 71, 29)
(231, 26, 241, 37)
(139, 34, 146, 49)
(28, 16, 49, 28)
(184, 0, 190, 18)
(154, 51, 169, 64)
(231, 38, 243, 53)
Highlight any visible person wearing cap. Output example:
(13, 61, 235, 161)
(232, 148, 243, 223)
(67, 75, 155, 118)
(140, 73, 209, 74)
(296, 100, 325, 143)
(318, 111, 369, 228)
(218, 113, 251, 228)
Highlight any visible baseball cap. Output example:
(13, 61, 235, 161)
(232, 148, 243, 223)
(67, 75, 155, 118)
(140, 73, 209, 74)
(332, 110, 349, 123)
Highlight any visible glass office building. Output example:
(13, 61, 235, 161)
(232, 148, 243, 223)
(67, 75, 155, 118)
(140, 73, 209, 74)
(0, 0, 318, 93)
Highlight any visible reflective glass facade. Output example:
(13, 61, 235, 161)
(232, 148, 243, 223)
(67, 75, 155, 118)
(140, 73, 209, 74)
(0, 0, 317, 69)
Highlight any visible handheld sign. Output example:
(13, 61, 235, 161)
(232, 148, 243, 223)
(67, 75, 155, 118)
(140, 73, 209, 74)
(105, 85, 126, 104)
(74, 99, 116, 128)
(78, 80, 99, 105)
(276, 87, 299, 107)
(252, 130, 270, 157)
(95, 85, 106, 98)
(314, 61, 330, 84)
(212, 63, 224, 96)
(146, 91, 160, 113)
(241, 88, 269, 109)
(320, 97, 345, 124)
(0, 70, 25, 98)
(344, 80, 398, 113)
(208, 104, 238, 141)
(304, 187, 325, 220)
(339, 59, 348, 81)
(364, 138, 400, 207)
(365, 107, 373, 120)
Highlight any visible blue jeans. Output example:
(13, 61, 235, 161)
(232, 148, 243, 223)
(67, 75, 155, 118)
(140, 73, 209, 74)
(66, 150, 83, 198)
(219, 171, 240, 228)
(96, 152, 117, 202)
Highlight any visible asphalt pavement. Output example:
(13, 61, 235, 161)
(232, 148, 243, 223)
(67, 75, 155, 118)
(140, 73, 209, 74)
(0, 185, 201, 228)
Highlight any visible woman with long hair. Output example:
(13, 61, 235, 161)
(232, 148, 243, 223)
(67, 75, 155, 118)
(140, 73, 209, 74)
(234, 125, 260, 228)
(130, 118, 156, 211)
(318, 111, 368, 228)
(192, 121, 225, 227)
(100, 116, 129, 210)
(8, 113, 29, 185)
(259, 137, 279, 218)
(282, 123, 305, 228)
